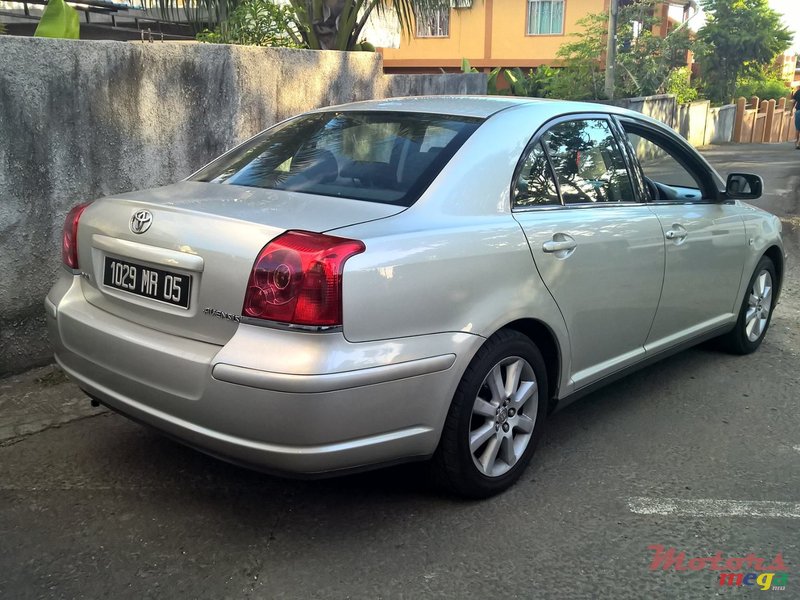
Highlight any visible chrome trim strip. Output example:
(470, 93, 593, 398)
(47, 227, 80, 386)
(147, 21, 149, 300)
(512, 202, 649, 213)
(92, 234, 205, 272)
(212, 353, 457, 393)
(239, 316, 343, 333)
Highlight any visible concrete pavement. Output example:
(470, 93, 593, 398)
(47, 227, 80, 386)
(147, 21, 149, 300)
(0, 365, 104, 446)
(0, 143, 798, 599)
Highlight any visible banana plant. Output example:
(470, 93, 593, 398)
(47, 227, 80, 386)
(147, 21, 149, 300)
(462, 59, 554, 98)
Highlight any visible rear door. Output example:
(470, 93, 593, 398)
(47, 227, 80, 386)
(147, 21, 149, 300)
(617, 118, 747, 352)
(512, 116, 666, 389)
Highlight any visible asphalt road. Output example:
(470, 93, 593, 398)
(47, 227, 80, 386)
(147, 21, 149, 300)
(1, 144, 798, 600)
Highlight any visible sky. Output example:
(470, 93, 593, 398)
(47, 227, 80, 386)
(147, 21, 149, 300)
(769, 0, 800, 53)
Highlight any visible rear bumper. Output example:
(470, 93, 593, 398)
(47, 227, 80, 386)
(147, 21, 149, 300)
(46, 273, 482, 475)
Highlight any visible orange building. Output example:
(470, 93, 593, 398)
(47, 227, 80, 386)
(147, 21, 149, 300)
(380, 0, 691, 73)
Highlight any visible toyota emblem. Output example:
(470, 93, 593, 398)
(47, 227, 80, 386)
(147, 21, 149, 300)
(130, 209, 153, 234)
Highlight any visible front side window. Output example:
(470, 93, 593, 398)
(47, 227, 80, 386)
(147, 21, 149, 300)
(416, 8, 450, 37)
(190, 112, 481, 207)
(623, 129, 704, 198)
(527, 0, 564, 35)
(541, 119, 635, 204)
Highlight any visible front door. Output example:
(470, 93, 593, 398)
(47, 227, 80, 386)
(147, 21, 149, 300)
(618, 119, 747, 352)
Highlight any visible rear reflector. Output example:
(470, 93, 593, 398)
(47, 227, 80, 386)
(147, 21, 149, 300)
(242, 231, 365, 327)
(61, 202, 91, 269)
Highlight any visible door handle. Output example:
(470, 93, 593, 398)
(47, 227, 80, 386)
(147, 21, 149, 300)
(542, 239, 578, 253)
(665, 229, 687, 241)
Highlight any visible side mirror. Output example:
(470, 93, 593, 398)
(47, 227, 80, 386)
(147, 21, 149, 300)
(725, 173, 763, 200)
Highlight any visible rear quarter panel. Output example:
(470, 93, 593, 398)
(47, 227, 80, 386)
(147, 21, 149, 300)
(339, 215, 566, 344)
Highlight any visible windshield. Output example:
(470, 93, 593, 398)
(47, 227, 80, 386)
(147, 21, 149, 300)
(190, 111, 483, 206)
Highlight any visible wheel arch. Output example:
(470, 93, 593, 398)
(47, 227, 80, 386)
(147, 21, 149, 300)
(763, 245, 784, 303)
(497, 318, 562, 413)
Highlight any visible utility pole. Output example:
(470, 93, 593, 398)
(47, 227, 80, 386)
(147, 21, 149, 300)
(604, 0, 619, 100)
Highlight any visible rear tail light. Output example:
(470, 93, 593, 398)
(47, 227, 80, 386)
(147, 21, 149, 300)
(242, 230, 365, 327)
(61, 202, 91, 269)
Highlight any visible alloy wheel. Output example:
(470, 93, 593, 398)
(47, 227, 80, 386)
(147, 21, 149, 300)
(745, 270, 773, 342)
(469, 356, 538, 477)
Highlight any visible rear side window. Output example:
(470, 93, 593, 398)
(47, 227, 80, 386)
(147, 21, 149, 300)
(191, 111, 482, 206)
(541, 119, 635, 204)
(514, 142, 561, 207)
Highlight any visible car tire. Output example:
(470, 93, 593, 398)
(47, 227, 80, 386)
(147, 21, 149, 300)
(431, 329, 548, 498)
(718, 256, 777, 355)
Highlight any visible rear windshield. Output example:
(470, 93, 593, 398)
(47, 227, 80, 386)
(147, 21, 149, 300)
(190, 111, 483, 206)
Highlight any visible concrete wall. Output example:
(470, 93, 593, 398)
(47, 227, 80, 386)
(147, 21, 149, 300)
(614, 94, 735, 148)
(620, 94, 678, 130)
(0, 36, 486, 375)
(677, 100, 711, 148)
(704, 105, 735, 145)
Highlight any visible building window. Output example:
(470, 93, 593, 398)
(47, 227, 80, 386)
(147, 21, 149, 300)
(527, 0, 564, 35)
(416, 8, 450, 38)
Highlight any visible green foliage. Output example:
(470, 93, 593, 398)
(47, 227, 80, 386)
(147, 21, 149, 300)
(34, 0, 80, 39)
(461, 59, 556, 98)
(486, 68, 502, 95)
(696, 0, 792, 105)
(616, 6, 693, 98)
(461, 58, 478, 74)
(503, 66, 557, 97)
(196, 0, 302, 47)
(735, 66, 790, 101)
(552, 12, 607, 100)
(0, 21, 6, 34)
(551, 1, 693, 101)
(665, 66, 699, 104)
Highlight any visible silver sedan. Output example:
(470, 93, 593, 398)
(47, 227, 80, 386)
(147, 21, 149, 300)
(47, 97, 785, 497)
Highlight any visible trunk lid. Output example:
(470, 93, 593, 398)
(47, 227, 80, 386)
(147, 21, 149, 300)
(75, 182, 402, 345)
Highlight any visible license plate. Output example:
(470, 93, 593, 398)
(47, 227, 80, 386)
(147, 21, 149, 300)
(103, 256, 192, 309)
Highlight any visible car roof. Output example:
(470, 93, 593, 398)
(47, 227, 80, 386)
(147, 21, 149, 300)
(312, 95, 666, 125)
(313, 95, 597, 119)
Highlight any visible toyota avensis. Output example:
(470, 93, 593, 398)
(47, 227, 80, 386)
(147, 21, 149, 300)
(47, 97, 785, 497)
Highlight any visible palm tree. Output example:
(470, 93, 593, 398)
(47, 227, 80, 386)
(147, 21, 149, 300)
(150, 0, 449, 50)
(311, 0, 455, 50)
